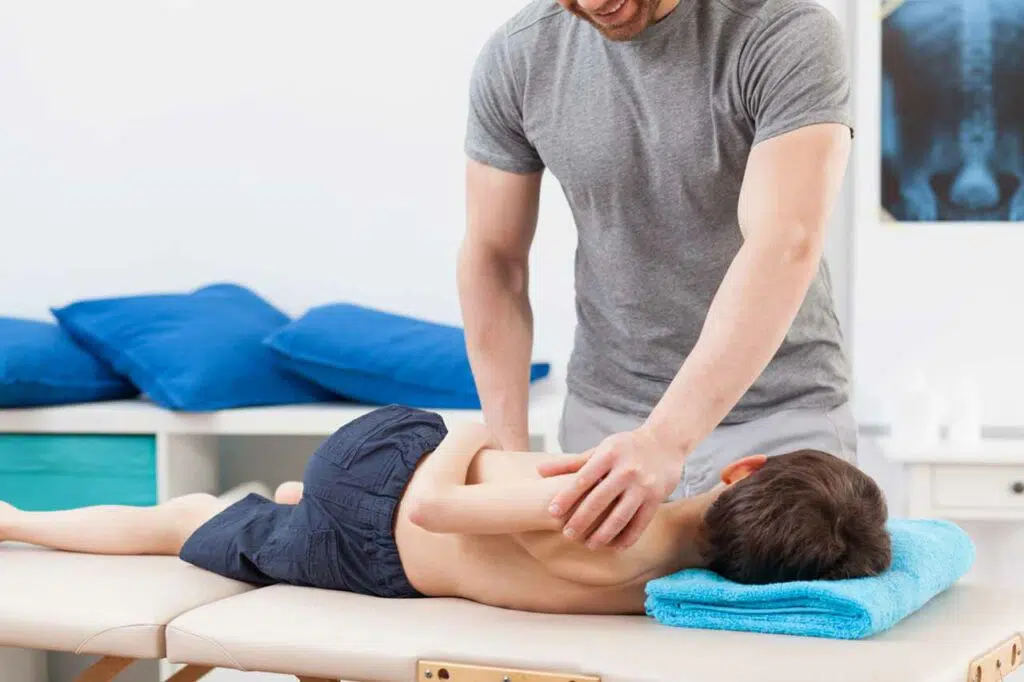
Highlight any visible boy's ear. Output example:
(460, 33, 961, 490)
(720, 454, 769, 485)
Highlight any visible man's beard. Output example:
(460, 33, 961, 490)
(565, 0, 661, 42)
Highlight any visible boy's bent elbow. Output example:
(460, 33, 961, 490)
(405, 491, 449, 533)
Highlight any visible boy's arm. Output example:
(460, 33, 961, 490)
(407, 470, 573, 535)
(405, 422, 572, 535)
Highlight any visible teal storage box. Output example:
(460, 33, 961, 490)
(0, 435, 157, 511)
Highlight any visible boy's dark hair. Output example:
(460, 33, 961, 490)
(698, 450, 892, 584)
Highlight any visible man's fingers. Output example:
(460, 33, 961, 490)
(547, 448, 614, 518)
(584, 489, 645, 549)
(561, 465, 634, 541)
(608, 499, 661, 551)
(536, 453, 590, 478)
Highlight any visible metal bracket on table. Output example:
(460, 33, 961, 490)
(418, 660, 600, 682)
(968, 633, 1023, 682)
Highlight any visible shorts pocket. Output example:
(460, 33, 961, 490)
(250, 521, 301, 575)
(314, 413, 402, 471)
(302, 530, 346, 590)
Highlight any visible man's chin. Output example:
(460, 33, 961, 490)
(593, 16, 652, 41)
(572, 1, 653, 41)
(597, 24, 647, 41)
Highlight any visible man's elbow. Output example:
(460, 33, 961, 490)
(457, 240, 528, 297)
(785, 230, 821, 264)
(771, 220, 826, 267)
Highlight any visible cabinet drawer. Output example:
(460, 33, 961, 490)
(932, 465, 1024, 510)
(0, 434, 157, 511)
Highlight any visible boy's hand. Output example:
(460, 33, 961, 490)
(537, 428, 682, 550)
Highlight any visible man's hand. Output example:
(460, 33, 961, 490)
(536, 427, 683, 550)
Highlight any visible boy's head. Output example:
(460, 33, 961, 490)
(696, 450, 891, 584)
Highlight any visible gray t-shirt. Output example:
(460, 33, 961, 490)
(465, 0, 853, 423)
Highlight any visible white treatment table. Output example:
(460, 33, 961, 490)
(1, 544, 1022, 682)
(0, 544, 253, 680)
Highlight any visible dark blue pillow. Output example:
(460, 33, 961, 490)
(0, 317, 138, 407)
(264, 303, 550, 409)
(51, 283, 334, 411)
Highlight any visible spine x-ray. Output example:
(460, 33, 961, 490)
(882, 0, 1024, 222)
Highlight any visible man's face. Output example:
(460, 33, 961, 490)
(557, 0, 665, 41)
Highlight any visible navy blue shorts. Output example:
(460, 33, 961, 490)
(179, 405, 448, 598)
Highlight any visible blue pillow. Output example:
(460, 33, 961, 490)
(0, 317, 138, 407)
(51, 283, 335, 411)
(265, 303, 550, 409)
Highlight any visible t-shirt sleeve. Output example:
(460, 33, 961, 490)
(465, 29, 545, 174)
(741, 4, 854, 146)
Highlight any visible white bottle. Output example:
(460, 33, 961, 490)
(946, 373, 983, 448)
(888, 370, 942, 455)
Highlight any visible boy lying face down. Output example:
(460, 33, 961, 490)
(0, 405, 892, 614)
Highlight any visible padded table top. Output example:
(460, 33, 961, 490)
(165, 581, 1024, 682)
(0, 544, 253, 659)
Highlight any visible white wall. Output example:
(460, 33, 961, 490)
(0, 0, 578, 372)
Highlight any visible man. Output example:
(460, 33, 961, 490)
(457, 0, 855, 551)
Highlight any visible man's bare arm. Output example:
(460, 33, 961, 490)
(643, 123, 851, 453)
(457, 160, 543, 451)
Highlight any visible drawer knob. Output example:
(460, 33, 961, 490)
(1012, 482, 1024, 495)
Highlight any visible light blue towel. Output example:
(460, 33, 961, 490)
(645, 518, 975, 639)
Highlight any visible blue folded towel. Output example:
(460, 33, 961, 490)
(645, 518, 975, 639)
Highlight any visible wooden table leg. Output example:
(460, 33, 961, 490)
(75, 657, 135, 682)
(166, 665, 214, 682)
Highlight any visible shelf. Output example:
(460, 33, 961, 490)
(872, 436, 1024, 466)
(0, 383, 566, 438)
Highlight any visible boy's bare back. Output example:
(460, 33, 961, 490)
(393, 423, 699, 614)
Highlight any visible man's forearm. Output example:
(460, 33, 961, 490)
(644, 227, 824, 460)
(458, 243, 535, 451)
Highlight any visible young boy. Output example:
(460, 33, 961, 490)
(0, 405, 892, 615)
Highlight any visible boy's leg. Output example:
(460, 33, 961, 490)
(0, 494, 226, 556)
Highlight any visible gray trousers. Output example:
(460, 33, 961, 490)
(558, 392, 858, 499)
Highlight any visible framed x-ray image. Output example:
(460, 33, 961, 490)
(881, 0, 1024, 222)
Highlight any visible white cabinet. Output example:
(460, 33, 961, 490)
(883, 440, 1024, 520)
